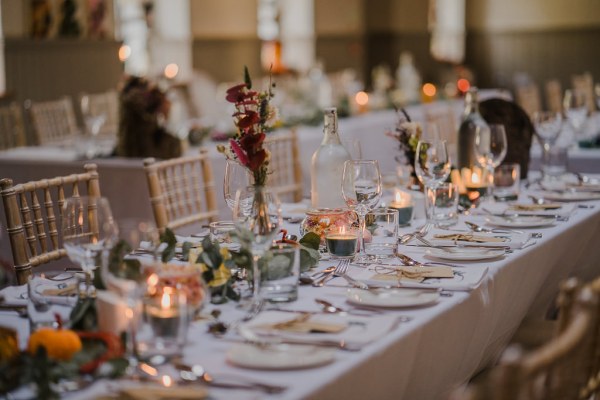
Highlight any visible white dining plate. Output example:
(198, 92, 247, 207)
(346, 288, 440, 308)
(227, 343, 335, 370)
(540, 191, 600, 202)
(425, 247, 505, 261)
(485, 215, 555, 228)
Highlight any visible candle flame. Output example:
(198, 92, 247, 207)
(161, 292, 171, 309)
(147, 273, 159, 287)
(395, 190, 403, 203)
(162, 375, 173, 387)
(140, 363, 157, 376)
(471, 171, 480, 184)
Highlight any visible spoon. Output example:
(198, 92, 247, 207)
(300, 266, 335, 285)
(169, 359, 286, 394)
(465, 221, 518, 234)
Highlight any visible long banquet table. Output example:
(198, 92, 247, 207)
(3, 185, 600, 399)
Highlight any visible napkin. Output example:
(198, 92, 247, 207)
(421, 229, 532, 250)
(119, 385, 208, 400)
(257, 312, 347, 334)
(0, 281, 78, 307)
(509, 203, 562, 211)
(347, 265, 489, 291)
(433, 233, 507, 243)
(369, 265, 454, 283)
(472, 201, 575, 217)
(242, 310, 401, 346)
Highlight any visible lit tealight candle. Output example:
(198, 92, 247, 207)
(389, 190, 414, 227)
(325, 226, 358, 258)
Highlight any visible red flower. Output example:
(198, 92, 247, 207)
(239, 131, 265, 153)
(247, 149, 267, 171)
(229, 139, 249, 167)
(237, 111, 261, 129)
(225, 84, 248, 103)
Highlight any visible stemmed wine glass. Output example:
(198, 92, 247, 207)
(341, 160, 382, 261)
(414, 139, 451, 187)
(532, 111, 563, 178)
(80, 95, 107, 158)
(474, 124, 508, 200)
(563, 89, 589, 140)
(62, 196, 119, 297)
(101, 218, 159, 373)
(231, 186, 282, 308)
(224, 159, 254, 217)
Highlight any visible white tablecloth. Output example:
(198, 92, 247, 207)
(3, 190, 600, 399)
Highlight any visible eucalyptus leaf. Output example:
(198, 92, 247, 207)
(180, 242, 193, 262)
(299, 232, 320, 250)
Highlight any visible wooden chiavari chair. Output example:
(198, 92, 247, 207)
(0, 164, 101, 284)
(79, 89, 119, 137)
(0, 102, 27, 150)
(26, 96, 80, 145)
(544, 80, 563, 114)
(143, 148, 218, 233)
(571, 72, 595, 113)
(264, 129, 303, 203)
(452, 277, 600, 400)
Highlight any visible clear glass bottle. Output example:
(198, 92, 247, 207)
(457, 87, 489, 169)
(310, 108, 352, 208)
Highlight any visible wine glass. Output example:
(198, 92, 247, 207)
(474, 124, 507, 200)
(532, 111, 563, 178)
(62, 196, 119, 297)
(563, 89, 589, 139)
(101, 218, 159, 373)
(80, 95, 107, 138)
(341, 160, 382, 261)
(414, 139, 451, 187)
(224, 159, 254, 217)
(231, 185, 282, 308)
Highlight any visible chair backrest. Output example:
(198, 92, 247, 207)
(480, 98, 534, 179)
(27, 96, 80, 145)
(0, 102, 27, 150)
(544, 80, 563, 114)
(144, 148, 218, 232)
(79, 90, 119, 137)
(264, 129, 303, 203)
(571, 72, 595, 113)
(515, 83, 542, 118)
(455, 277, 600, 400)
(0, 164, 101, 284)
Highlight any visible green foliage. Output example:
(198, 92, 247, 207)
(243, 65, 252, 89)
(160, 228, 177, 263)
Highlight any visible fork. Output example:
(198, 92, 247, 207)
(312, 259, 345, 287)
(332, 259, 370, 289)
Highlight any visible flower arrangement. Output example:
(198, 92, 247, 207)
(385, 108, 422, 174)
(115, 75, 182, 159)
(217, 67, 278, 186)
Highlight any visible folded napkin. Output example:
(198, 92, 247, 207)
(119, 385, 208, 400)
(422, 229, 530, 250)
(433, 233, 507, 243)
(0, 282, 77, 307)
(242, 310, 400, 346)
(471, 202, 575, 217)
(368, 265, 454, 283)
(509, 203, 563, 211)
(346, 264, 489, 291)
(256, 312, 347, 334)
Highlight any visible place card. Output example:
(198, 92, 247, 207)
(370, 265, 454, 283)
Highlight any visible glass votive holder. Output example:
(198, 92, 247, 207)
(325, 226, 358, 259)
(388, 190, 414, 227)
(494, 163, 520, 201)
(209, 221, 235, 244)
(364, 208, 399, 259)
(136, 277, 190, 359)
(258, 243, 300, 303)
(425, 183, 459, 228)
